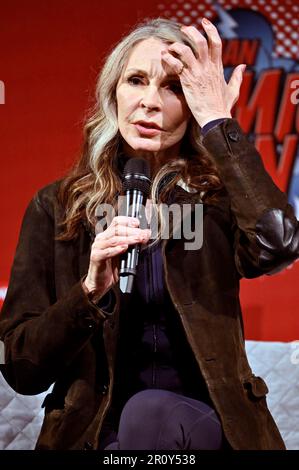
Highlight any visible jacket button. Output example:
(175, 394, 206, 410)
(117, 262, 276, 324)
(84, 441, 93, 450)
(227, 130, 240, 142)
(101, 384, 108, 395)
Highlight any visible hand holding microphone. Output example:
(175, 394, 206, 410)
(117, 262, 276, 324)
(119, 158, 152, 293)
(83, 157, 151, 298)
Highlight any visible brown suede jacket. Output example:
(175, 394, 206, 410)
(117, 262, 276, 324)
(0, 119, 298, 450)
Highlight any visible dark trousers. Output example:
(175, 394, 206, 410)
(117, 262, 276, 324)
(104, 389, 225, 450)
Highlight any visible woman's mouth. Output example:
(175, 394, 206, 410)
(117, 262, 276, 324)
(134, 121, 162, 137)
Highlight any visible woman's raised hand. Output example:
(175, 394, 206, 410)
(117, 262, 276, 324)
(84, 216, 151, 297)
(161, 18, 246, 128)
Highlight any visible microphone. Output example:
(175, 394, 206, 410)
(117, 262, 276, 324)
(119, 157, 151, 294)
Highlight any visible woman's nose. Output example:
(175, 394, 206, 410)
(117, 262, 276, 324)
(140, 86, 161, 110)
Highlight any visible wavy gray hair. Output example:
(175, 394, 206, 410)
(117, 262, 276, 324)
(57, 18, 222, 242)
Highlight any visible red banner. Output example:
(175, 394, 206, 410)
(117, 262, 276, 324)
(0, 0, 298, 340)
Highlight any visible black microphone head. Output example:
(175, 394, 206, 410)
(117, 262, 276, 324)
(122, 157, 151, 197)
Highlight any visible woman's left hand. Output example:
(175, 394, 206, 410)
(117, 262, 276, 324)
(161, 18, 246, 128)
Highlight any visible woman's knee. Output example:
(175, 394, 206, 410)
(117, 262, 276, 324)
(116, 389, 173, 449)
(116, 390, 224, 450)
(119, 389, 172, 429)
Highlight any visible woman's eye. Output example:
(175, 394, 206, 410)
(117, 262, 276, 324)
(127, 76, 143, 85)
(167, 82, 183, 94)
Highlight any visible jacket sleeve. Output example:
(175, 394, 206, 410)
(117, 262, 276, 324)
(0, 192, 117, 394)
(202, 118, 299, 278)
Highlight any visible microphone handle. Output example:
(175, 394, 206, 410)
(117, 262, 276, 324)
(119, 189, 147, 277)
(119, 244, 140, 277)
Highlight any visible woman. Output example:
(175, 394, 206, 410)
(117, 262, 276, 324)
(0, 18, 298, 450)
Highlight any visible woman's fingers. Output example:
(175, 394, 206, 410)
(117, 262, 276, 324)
(163, 20, 223, 76)
(90, 244, 128, 263)
(110, 215, 140, 227)
(227, 64, 246, 106)
(103, 215, 139, 238)
(180, 19, 223, 69)
(180, 25, 208, 62)
(86, 216, 149, 293)
(161, 40, 199, 77)
(167, 42, 195, 63)
(102, 232, 151, 247)
(92, 219, 151, 262)
(89, 215, 152, 265)
(101, 223, 150, 241)
(91, 234, 150, 262)
(165, 19, 244, 124)
(161, 49, 186, 76)
(201, 18, 223, 68)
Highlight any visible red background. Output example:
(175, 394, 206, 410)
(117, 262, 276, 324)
(0, 0, 298, 341)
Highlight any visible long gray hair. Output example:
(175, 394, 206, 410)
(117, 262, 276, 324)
(57, 18, 223, 241)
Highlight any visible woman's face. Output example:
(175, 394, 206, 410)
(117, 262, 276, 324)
(116, 38, 191, 164)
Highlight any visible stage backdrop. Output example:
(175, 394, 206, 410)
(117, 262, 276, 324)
(0, 0, 298, 341)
